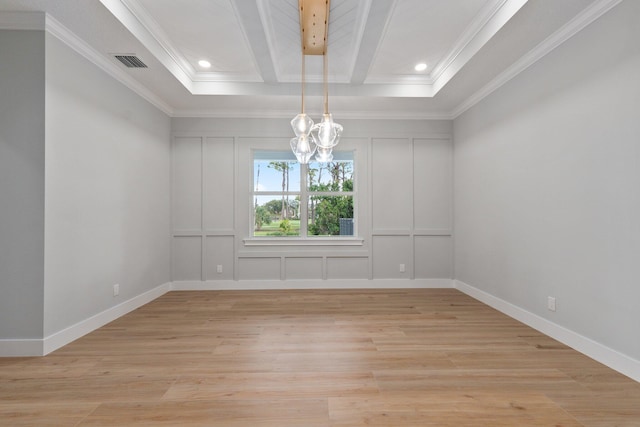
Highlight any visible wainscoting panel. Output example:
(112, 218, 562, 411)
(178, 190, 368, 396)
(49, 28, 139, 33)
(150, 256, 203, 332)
(414, 235, 453, 279)
(205, 235, 235, 280)
(237, 257, 281, 280)
(203, 137, 235, 231)
(371, 138, 413, 230)
(172, 137, 202, 232)
(171, 236, 202, 281)
(372, 235, 412, 279)
(414, 138, 452, 230)
(326, 257, 369, 280)
(285, 257, 323, 280)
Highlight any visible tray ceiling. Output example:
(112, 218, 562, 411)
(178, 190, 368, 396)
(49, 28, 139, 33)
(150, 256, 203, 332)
(0, 0, 614, 118)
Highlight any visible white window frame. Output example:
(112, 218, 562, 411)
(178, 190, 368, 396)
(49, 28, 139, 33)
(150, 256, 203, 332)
(245, 149, 362, 246)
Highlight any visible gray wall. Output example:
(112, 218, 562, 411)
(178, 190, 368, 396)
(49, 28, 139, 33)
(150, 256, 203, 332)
(453, 1, 640, 360)
(0, 30, 45, 339)
(43, 34, 172, 336)
(171, 118, 453, 284)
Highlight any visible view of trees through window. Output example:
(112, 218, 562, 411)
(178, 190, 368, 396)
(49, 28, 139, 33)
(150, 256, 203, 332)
(253, 151, 354, 237)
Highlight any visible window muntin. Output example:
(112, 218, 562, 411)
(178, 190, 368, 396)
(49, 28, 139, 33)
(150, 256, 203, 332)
(252, 150, 355, 238)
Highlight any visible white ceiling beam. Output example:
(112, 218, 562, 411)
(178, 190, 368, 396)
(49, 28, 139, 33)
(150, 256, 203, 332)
(349, 0, 396, 85)
(232, 0, 278, 84)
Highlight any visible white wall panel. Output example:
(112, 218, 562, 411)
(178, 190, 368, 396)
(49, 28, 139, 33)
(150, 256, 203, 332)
(285, 257, 322, 280)
(238, 258, 281, 280)
(414, 138, 452, 231)
(205, 236, 234, 280)
(172, 237, 202, 281)
(372, 138, 413, 231)
(172, 137, 202, 231)
(414, 236, 452, 279)
(372, 236, 412, 279)
(327, 257, 369, 280)
(204, 137, 235, 231)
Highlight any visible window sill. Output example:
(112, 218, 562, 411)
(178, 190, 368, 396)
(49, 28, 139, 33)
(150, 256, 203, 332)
(243, 237, 364, 246)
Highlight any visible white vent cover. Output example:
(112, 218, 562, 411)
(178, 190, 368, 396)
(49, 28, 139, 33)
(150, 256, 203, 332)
(113, 55, 148, 68)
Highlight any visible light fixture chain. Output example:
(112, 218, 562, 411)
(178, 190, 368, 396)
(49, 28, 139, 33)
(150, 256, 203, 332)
(301, 53, 306, 113)
(323, 51, 329, 114)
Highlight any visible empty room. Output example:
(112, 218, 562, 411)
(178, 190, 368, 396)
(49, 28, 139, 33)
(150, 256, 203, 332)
(1, 0, 639, 425)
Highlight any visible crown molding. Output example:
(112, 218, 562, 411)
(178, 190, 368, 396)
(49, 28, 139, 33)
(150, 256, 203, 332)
(99, 0, 193, 92)
(450, 0, 624, 119)
(0, 11, 173, 115)
(429, 0, 510, 84)
(171, 108, 453, 121)
(431, 0, 529, 95)
(44, 14, 174, 115)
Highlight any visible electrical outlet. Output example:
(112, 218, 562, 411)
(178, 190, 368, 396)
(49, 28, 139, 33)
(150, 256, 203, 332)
(113, 284, 120, 297)
(399, 264, 405, 273)
(216, 265, 223, 274)
(547, 296, 556, 312)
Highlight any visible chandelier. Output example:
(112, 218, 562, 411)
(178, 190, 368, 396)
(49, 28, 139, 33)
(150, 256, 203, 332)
(290, 0, 342, 164)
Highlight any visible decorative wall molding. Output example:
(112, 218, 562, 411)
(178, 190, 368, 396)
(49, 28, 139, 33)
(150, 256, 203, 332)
(454, 280, 640, 383)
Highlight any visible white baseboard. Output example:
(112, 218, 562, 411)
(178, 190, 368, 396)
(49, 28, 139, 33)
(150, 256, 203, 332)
(43, 282, 172, 355)
(454, 280, 640, 383)
(171, 278, 454, 291)
(0, 282, 172, 357)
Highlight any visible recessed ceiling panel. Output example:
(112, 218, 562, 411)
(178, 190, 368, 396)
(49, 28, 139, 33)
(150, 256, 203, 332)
(367, 0, 490, 83)
(135, 0, 262, 80)
(259, 0, 370, 83)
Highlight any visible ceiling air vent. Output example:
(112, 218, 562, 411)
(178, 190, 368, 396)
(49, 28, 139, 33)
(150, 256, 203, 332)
(113, 54, 148, 68)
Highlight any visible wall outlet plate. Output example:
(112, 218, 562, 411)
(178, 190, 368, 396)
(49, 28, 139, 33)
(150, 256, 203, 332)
(547, 296, 556, 312)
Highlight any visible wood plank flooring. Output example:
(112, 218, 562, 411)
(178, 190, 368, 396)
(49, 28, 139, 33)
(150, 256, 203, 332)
(1, 289, 639, 426)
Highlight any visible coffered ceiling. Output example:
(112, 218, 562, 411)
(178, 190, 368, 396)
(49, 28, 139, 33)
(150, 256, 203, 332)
(0, 0, 619, 118)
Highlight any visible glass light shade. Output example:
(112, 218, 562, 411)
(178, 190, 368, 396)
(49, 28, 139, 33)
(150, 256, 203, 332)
(290, 134, 317, 164)
(290, 113, 314, 137)
(311, 113, 342, 148)
(315, 146, 333, 163)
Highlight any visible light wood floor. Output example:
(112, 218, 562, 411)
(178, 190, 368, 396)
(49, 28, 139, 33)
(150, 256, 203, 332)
(1, 289, 639, 426)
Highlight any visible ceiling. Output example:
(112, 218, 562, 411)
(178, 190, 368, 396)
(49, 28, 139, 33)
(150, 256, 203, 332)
(0, 0, 615, 119)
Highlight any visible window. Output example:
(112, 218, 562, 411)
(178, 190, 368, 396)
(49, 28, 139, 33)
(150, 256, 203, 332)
(252, 150, 355, 238)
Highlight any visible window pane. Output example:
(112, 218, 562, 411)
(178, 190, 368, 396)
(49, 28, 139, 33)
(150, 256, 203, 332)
(307, 195, 354, 236)
(307, 159, 353, 192)
(254, 196, 301, 236)
(254, 151, 300, 192)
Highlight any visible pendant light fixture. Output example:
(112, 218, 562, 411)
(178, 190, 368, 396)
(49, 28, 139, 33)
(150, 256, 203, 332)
(311, 50, 342, 157)
(290, 51, 316, 164)
(291, 0, 342, 164)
